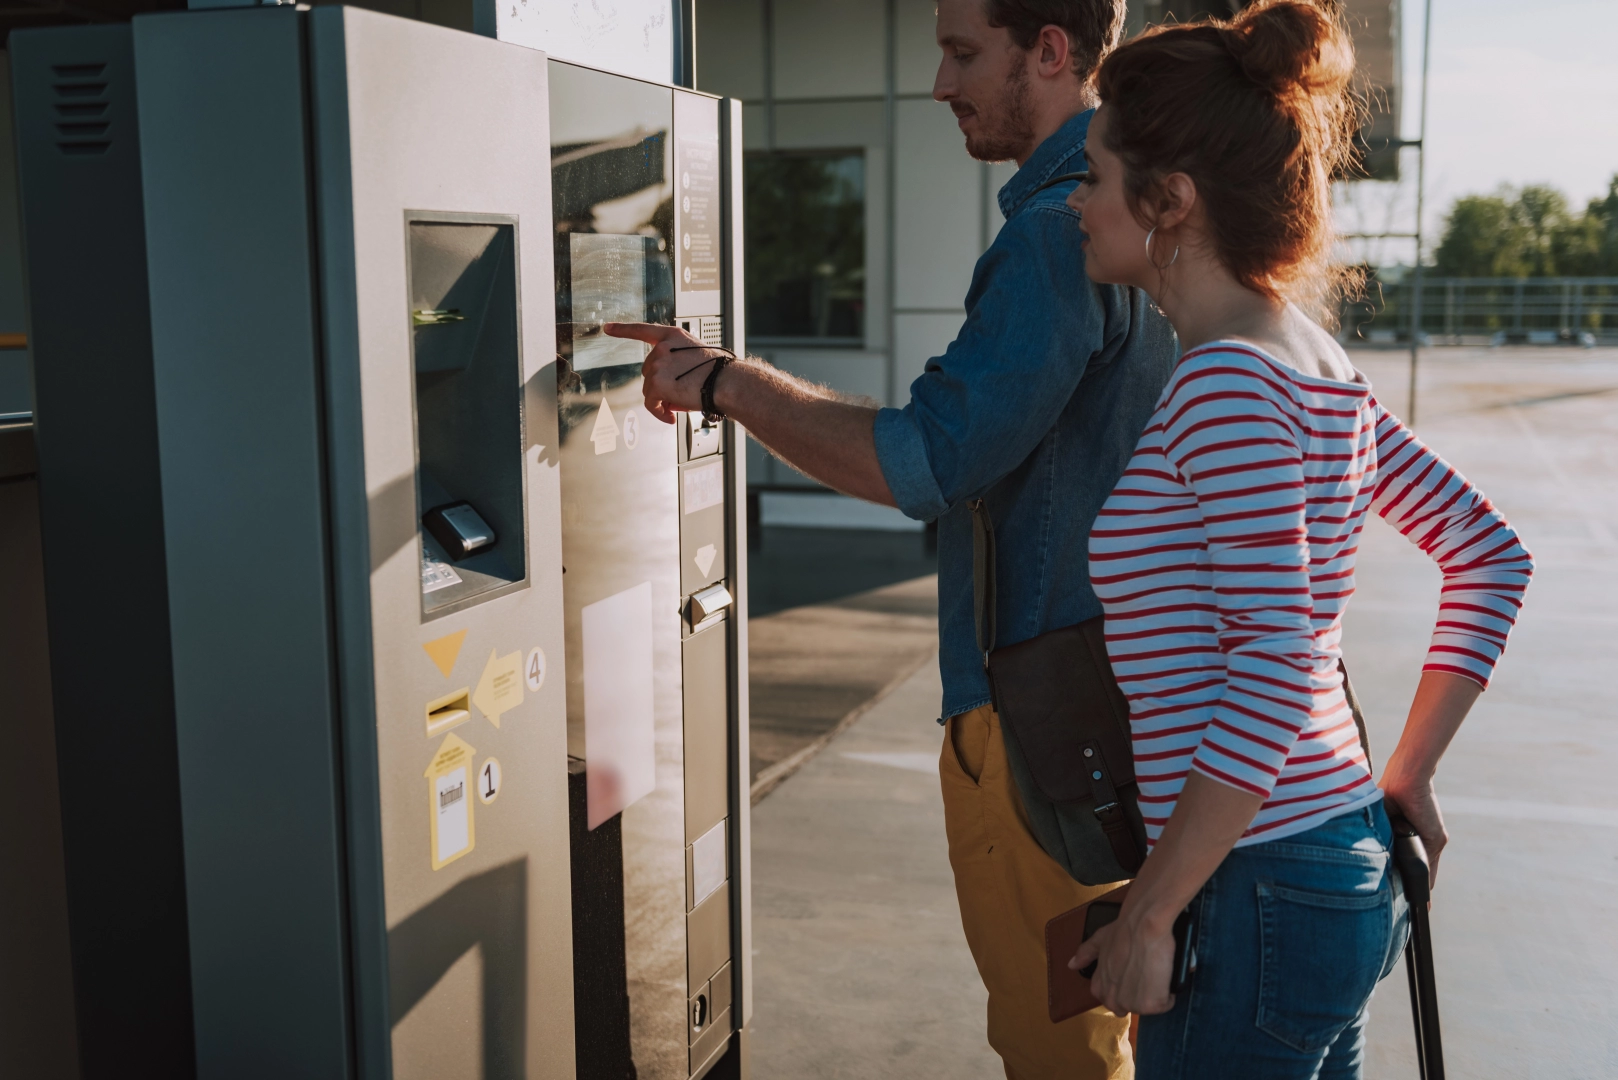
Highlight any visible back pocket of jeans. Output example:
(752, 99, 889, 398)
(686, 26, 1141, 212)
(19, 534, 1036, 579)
(1256, 881, 1391, 1053)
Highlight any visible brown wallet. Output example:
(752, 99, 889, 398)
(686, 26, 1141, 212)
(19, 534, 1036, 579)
(1045, 883, 1131, 1023)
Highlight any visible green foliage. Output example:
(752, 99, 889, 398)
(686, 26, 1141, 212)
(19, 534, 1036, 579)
(1434, 176, 1618, 277)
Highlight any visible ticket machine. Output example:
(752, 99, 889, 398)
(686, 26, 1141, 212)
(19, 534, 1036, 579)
(13, 8, 749, 1078)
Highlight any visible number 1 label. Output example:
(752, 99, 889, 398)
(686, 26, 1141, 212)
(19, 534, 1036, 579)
(478, 757, 502, 804)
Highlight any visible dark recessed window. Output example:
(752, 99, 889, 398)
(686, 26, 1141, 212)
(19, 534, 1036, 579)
(744, 150, 865, 344)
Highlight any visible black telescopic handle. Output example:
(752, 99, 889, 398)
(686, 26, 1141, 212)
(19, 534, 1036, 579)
(1389, 811, 1445, 1080)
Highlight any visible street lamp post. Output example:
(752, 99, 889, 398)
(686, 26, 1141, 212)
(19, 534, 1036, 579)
(1407, 0, 1434, 426)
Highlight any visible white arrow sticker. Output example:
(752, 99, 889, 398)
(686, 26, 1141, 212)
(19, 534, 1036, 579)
(694, 543, 717, 578)
(591, 397, 619, 455)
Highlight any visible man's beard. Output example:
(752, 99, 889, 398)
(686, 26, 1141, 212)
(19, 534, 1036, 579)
(963, 63, 1036, 163)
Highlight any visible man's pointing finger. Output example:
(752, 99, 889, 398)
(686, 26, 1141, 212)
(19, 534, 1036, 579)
(602, 321, 675, 344)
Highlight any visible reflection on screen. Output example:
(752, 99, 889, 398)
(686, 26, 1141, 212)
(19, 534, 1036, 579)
(570, 233, 651, 371)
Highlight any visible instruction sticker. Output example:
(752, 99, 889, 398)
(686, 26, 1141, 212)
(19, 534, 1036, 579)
(683, 460, 724, 514)
(693, 543, 717, 578)
(425, 732, 476, 870)
(474, 648, 524, 728)
(591, 398, 620, 455)
(423, 628, 468, 678)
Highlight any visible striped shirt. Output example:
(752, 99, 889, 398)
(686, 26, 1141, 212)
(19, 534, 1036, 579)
(1089, 343, 1532, 847)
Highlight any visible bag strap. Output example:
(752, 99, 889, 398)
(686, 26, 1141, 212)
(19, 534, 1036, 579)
(1338, 657, 1374, 775)
(970, 498, 996, 670)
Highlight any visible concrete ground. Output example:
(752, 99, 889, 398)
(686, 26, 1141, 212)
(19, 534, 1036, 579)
(747, 347, 1618, 1078)
(747, 575, 938, 796)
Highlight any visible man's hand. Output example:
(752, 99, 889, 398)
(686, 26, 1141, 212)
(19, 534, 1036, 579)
(602, 321, 726, 424)
(1068, 913, 1177, 1018)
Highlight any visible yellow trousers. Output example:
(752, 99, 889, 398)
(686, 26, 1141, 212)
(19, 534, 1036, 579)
(940, 704, 1134, 1080)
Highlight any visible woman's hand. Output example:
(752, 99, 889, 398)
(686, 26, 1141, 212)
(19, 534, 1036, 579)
(1068, 911, 1178, 1017)
(1380, 774, 1449, 889)
(1379, 670, 1480, 890)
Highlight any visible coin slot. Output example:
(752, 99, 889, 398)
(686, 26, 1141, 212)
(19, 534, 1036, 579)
(425, 687, 472, 737)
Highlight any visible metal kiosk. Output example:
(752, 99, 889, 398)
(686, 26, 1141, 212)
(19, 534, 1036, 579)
(11, 8, 749, 1078)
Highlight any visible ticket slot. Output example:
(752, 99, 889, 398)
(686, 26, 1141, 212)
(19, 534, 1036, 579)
(424, 687, 471, 737)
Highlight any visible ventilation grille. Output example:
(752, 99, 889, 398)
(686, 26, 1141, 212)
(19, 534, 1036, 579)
(52, 62, 111, 156)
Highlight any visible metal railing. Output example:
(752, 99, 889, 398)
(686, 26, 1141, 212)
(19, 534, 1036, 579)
(1341, 276, 1618, 344)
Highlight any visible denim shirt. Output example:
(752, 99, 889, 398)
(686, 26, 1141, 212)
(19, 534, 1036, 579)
(873, 109, 1179, 720)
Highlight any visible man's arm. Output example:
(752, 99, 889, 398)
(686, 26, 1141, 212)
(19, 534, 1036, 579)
(599, 324, 896, 505)
(606, 202, 1106, 519)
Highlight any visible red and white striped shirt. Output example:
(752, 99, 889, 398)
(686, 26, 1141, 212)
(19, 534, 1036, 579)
(1089, 343, 1532, 847)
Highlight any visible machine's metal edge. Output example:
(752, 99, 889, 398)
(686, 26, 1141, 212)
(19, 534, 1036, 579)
(305, 8, 393, 1078)
(720, 94, 753, 1055)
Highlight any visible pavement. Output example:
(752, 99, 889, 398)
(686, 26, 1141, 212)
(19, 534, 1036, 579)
(747, 347, 1618, 1079)
(747, 575, 938, 797)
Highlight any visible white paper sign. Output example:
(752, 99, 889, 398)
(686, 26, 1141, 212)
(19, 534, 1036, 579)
(492, 0, 673, 87)
(582, 581, 657, 829)
(683, 460, 724, 514)
(435, 766, 470, 861)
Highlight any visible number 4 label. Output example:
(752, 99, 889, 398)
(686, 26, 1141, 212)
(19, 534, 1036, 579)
(525, 647, 546, 692)
(478, 758, 502, 805)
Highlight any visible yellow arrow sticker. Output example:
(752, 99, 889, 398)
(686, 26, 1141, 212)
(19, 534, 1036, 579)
(424, 732, 476, 870)
(423, 629, 468, 678)
(473, 648, 524, 728)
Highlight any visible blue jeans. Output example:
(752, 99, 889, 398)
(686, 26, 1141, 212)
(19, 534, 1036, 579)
(1136, 802, 1410, 1080)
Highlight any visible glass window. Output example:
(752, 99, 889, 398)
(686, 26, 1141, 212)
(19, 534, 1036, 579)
(744, 151, 865, 343)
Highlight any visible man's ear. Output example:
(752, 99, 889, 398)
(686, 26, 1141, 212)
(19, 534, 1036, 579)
(1154, 173, 1198, 232)
(1034, 24, 1073, 79)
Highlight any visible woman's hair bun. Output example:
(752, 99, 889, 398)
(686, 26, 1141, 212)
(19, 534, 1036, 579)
(1093, 0, 1364, 311)
(1219, 0, 1355, 98)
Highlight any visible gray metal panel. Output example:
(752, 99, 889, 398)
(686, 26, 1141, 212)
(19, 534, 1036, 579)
(311, 11, 573, 1078)
(10, 24, 198, 1073)
(685, 880, 731, 995)
(304, 14, 391, 1077)
(682, 618, 729, 844)
(132, 10, 352, 1075)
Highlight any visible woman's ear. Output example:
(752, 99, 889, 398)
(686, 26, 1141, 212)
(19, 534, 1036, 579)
(1154, 173, 1199, 232)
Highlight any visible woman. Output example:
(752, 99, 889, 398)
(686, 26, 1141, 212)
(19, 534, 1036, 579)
(1067, 2, 1532, 1076)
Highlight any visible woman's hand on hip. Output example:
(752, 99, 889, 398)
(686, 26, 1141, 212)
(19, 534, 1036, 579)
(1380, 775, 1449, 889)
(1069, 913, 1177, 1017)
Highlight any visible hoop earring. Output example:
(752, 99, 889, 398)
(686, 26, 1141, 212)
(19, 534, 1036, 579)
(1145, 226, 1180, 269)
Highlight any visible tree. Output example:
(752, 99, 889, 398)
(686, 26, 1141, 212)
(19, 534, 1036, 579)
(1433, 176, 1618, 277)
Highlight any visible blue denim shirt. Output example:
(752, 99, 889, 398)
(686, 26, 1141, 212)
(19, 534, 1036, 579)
(873, 109, 1179, 720)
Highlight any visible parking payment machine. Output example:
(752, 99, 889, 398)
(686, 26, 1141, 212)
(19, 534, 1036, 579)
(12, 7, 749, 1078)
(549, 62, 749, 1080)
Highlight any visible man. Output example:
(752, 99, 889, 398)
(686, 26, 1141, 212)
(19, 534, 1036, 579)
(609, 2, 1176, 1076)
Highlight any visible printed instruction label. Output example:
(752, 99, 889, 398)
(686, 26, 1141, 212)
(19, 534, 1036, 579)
(683, 460, 724, 515)
(425, 732, 476, 870)
(474, 648, 524, 728)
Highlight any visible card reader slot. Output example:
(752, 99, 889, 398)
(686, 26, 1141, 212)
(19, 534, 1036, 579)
(425, 687, 471, 737)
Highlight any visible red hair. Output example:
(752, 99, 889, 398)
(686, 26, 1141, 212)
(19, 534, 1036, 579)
(1096, 0, 1362, 306)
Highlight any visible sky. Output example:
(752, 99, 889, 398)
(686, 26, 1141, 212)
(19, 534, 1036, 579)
(1338, 0, 1618, 266)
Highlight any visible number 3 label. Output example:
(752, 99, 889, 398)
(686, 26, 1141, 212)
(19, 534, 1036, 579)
(478, 758, 502, 804)
(525, 647, 546, 691)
